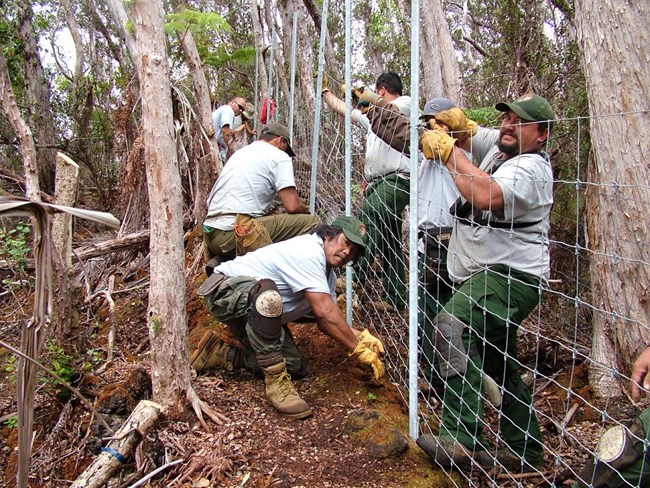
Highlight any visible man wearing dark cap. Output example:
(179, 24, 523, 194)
(191, 216, 386, 419)
(203, 122, 319, 273)
(212, 96, 247, 163)
(416, 93, 555, 473)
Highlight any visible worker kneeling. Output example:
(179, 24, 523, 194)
(191, 216, 386, 419)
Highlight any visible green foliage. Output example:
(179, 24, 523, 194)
(367, 392, 378, 402)
(0, 222, 31, 272)
(465, 107, 500, 128)
(203, 47, 256, 68)
(46, 340, 75, 387)
(4, 416, 17, 429)
(166, 9, 231, 36)
(150, 315, 163, 334)
(83, 349, 104, 371)
(0, 222, 33, 290)
(4, 355, 17, 384)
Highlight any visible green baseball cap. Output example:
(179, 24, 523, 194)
(495, 94, 555, 129)
(261, 122, 295, 157)
(331, 216, 368, 255)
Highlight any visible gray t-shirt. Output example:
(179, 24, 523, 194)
(448, 130, 553, 282)
(216, 233, 336, 323)
(204, 140, 297, 230)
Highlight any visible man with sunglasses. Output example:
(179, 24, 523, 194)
(212, 96, 247, 163)
(203, 122, 319, 274)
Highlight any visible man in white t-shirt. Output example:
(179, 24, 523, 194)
(191, 217, 386, 419)
(322, 72, 411, 313)
(212, 96, 246, 163)
(203, 122, 319, 273)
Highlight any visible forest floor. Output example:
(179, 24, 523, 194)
(0, 233, 648, 487)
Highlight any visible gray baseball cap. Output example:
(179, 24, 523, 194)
(261, 122, 295, 157)
(420, 97, 456, 119)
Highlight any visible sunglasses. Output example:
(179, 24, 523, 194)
(236, 103, 245, 112)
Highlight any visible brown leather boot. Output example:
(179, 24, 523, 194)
(262, 362, 312, 419)
(190, 331, 235, 372)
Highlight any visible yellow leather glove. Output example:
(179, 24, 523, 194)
(350, 343, 385, 380)
(434, 108, 479, 143)
(356, 329, 386, 355)
(420, 129, 457, 163)
(357, 89, 383, 106)
(434, 107, 468, 132)
(321, 76, 329, 94)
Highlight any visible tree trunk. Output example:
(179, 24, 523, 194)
(419, 0, 463, 104)
(105, 0, 142, 73)
(250, 0, 269, 107)
(176, 23, 221, 225)
(0, 52, 40, 202)
(134, 0, 191, 418)
(16, 1, 58, 194)
(576, 0, 650, 397)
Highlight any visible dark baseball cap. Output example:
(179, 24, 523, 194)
(261, 122, 295, 157)
(331, 216, 368, 255)
(495, 94, 555, 129)
(420, 97, 456, 119)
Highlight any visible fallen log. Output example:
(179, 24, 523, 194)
(73, 230, 150, 260)
(70, 400, 165, 488)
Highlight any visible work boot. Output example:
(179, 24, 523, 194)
(417, 434, 491, 471)
(190, 331, 235, 372)
(262, 362, 312, 419)
(493, 447, 544, 473)
(371, 300, 404, 314)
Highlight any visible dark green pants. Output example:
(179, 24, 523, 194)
(418, 245, 453, 382)
(438, 265, 544, 464)
(354, 174, 409, 309)
(203, 275, 307, 378)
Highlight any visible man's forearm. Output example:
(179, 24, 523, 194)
(446, 147, 503, 211)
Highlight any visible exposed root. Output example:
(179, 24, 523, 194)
(187, 387, 229, 430)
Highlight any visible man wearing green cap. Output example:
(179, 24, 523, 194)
(416, 94, 555, 473)
(191, 216, 386, 420)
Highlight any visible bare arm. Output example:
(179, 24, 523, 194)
(221, 125, 233, 144)
(305, 291, 359, 351)
(632, 347, 650, 400)
(278, 187, 309, 214)
(446, 146, 504, 211)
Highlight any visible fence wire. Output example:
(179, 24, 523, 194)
(295, 101, 650, 487)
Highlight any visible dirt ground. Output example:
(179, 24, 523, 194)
(0, 241, 647, 487)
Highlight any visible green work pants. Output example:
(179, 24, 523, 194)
(204, 213, 319, 260)
(438, 265, 544, 464)
(418, 248, 454, 382)
(354, 174, 409, 309)
(203, 275, 307, 378)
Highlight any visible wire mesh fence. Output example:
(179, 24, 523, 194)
(295, 100, 650, 487)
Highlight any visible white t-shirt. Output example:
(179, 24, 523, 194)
(204, 141, 297, 230)
(216, 233, 337, 323)
(352, 96, 412, 181)
(447, 129, 553, 282)
(212, 104, 236, 148)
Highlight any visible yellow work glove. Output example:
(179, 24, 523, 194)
(350, 343, 385, 380)
(434, 108, 479, 143)
(420, 129, 457, 163)
(357, 89, 383, 106)
(356, 329, 386, 355)
(321, 76, 329, 94)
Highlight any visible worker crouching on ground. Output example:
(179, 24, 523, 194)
(191, 216, 386, 420)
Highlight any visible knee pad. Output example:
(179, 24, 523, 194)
(434, 313, 468, 378)
(250, 279, 283, 341)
